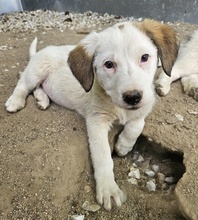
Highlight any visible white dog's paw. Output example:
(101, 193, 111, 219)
(155, 77, 171, 96)
(96, 180, 126, 210)
(188, 87, 198, 101)
(182, 75, 198, 101)
(5, 95, 25, 112)
(33, 87, 50, 110)
(115, 138, 135, 156)
(36, 100, 50, 110)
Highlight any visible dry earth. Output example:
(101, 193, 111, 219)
(0, 19, 198, 220)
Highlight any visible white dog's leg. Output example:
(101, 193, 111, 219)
(155, 64, 186, 96)
(5, 64, 50, 112)
(156, 67, 198, 100)
(181, 73, 198, 101)
(86, 116, 126, 210)
(5, 73, 31, 112)
(33, 86, 50, 110)
(155, 70, 173, 96)
(155, 61, 193, 96)
(115, 118, 145, 156)
(5, 71, 42, 112)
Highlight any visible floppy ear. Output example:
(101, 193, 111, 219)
(134, 19, 179, 76)
(68, 32, 98, 92)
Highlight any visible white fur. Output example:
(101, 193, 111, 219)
(155, 30, 198, 101)
(5, 22, 171, 210)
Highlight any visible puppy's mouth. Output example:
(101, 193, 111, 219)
(128, 105, 141, 110)
(115, 102, 141, 111)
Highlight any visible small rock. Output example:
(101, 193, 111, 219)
(156, 172, 165, 185)
(137, 155, 144, 163)
(128, 177, 138, 185)
(141, 159, 150, 170)
(82, 201, 101, 212)
(187, 110, 198, 115)
(167, 184, 176, 193)
(165, 176, 176, 183)
(132, 162, 138, 168)
(130, 166, 136, 171)
(145, 170, 155, 177)
(132, 152, 139, 161)
(128, 168, 140, 179)
(84, 185, 91, 193)
(71, 215, 84, 220)
(146, 180, 156, 192)
(175, 113, 184, 121)
(151, 164, 159, 173)
(161, 183, 169, 190)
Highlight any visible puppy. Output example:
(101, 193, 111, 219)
(5, 19, 179, 210)
(155, 30, 198, 101)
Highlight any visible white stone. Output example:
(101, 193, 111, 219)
(137, 155, 144, 163)
(145, 170, 155, 177)
(82, 201, 101, 212)
(187, 110, 198, 115)
(151, 164, 160, 173)
(132, 162, 138, 168)
(128, 177, 138, 185)
(146, 180, 156, 192)
(175, 113, 184, 121)
(71, 215, 84, 220)
(128, 169, 140, 179)
(165, 176, 176, 183)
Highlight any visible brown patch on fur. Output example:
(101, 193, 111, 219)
(68, 45, 94, 92)
(134, 19, 179, 76)
(118, 24, 125, 30)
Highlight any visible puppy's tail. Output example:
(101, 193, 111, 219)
(29, 37, 37, 57)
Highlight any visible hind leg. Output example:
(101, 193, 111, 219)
(33, 86, 50, 110)
(6, 73, 32, 112)
(181, 73, 198, 101)
(5, 67, 46, 112)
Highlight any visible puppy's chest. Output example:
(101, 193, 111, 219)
(114, 109, 130, 125)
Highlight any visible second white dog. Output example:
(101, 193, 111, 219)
(155, 30, 198, 101)
(5, 19, 179, 210)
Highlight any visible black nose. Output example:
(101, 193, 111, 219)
(123, 90, 143, 106)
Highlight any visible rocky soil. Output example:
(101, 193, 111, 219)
(0, 10, 197, 220)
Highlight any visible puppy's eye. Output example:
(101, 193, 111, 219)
(104, 61, 114, 69)
(141, 54, 149, 63)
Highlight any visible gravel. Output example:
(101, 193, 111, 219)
(0, 10, 136, 33)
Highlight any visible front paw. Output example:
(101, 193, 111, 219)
(5, 95, 25, 112)
(96, 180, 126, 210)
(115, 138, 135, 156)
(155, 78, 171, 96)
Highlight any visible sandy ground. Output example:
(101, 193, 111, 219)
(0, 21, 197, 219)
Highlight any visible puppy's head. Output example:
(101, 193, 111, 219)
(68, 19, 179, 92)
(68, 19, 179, 110)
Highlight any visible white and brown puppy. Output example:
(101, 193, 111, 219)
(5, 19, 179, 210)
(155, 30, 198, 101)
